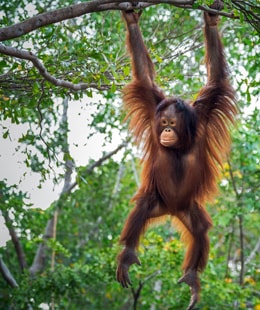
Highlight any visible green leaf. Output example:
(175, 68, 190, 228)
(110, 83, 116, 93)
(2, 130, 9, 139)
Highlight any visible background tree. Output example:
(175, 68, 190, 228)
(0, 1, 259, 309)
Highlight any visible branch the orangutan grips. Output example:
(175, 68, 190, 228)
(205, 0, 224, 26)
(210, 0, 224, 11)
(117, 2, 236, 309)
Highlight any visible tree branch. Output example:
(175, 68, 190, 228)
(29, 217, 54, 276)
(227, 159, 245, 285)
(2, 211, 27, 271)
(0, 44, 95, 91)
(231, 0, 260, 32)
(245, 237, 260, 266)
(0, 0, 247, 92)
(131, 270, 161, 310)
(0, 256, 18, 288)
(0, 0, 239, 42)
(0, 44, 125, 91)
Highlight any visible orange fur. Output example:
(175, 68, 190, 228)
(117, 10, 237, 308)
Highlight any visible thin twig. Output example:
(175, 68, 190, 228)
(68, 140, 129, 192)
(227, 159, 245, 285)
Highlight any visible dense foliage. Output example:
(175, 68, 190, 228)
(0, 1, 259, 309)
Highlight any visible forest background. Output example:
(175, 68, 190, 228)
(0, 0, 259, 309)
